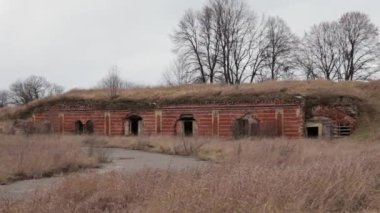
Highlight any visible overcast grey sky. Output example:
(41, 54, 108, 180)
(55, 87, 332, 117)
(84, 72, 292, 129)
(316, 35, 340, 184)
(0, 0, 379, 90)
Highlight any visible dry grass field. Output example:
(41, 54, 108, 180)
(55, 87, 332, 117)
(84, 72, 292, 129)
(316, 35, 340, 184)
(0, 136, 106, 184)
(1, 136, 380, 212)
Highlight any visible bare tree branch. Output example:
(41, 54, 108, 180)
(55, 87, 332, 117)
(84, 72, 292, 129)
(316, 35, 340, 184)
(262, 16, 299, 81)
(99, 65, 129, 98)
(299, 22, 342, 80)
(0, 90, 9, 108)
(163, 57, 194, 86)
(338, 11, 380, 80)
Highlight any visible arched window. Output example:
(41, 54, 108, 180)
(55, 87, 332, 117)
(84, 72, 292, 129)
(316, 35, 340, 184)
(124, 114, 143, 136)
(85, 120, 94, 135)
(74, 121, 84, 135)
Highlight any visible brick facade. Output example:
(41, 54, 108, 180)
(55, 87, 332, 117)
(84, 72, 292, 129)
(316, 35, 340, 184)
(33, 103, 304, 138)
(32, 96, 358, 139)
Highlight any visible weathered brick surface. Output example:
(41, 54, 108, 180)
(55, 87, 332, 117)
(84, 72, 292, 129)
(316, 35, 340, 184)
(312, 106, 356, 127)
(34, 103, 306, 138)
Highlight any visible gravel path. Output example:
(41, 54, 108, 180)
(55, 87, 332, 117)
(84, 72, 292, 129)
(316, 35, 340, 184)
(0, 149, 208, 200)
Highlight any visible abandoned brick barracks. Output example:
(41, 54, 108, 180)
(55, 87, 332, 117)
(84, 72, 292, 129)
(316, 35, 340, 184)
(30, 91, 358, 139)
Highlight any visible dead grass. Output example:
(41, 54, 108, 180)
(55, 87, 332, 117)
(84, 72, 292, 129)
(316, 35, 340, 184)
(82, 136, 217, 157)
(1, 80, 379, 139)
(2, 138, 380, 212)
(0, 135, 103, 184)
(65, 80, 370, 100)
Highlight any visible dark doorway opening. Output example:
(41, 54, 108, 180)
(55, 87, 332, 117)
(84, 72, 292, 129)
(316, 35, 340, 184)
(131, 119, 139, 135)
(179, 114, 196, 137)
(184, 120, 193, 136)
(85, 120, 94, 135)
(236, 119, 249, 137)
(307, 127, 319, 138)
(128, 115, 142, 136)
(75, 121, 84, 134)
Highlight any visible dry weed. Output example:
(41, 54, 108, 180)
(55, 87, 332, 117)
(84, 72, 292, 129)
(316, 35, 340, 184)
(2, 138, 380, 212)
(0, 135, 102, 184)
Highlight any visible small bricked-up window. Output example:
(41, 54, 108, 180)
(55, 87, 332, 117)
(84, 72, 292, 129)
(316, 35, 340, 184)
(85, 120, 94, 135)
(179, 114, 196, 137)
(233, 115, 259, 139)
(75, 121, 84, 135)
(125, 115, 143, 136)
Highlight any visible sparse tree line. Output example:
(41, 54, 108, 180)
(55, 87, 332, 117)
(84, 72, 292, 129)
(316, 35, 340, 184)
(164, 0, 380, 85)
(0, 76, 64, 107)
(0, 65, 133, 108)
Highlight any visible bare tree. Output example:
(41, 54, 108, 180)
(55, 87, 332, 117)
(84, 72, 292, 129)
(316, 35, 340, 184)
(100, 65, 128, 97)
(211, 0, 259, 84)
(172, 10, 208, 83)
(300, 22, 342, 80)
(262, 16, 298, 80)
(295, 42, 318, 80)
(172, 0, 267, 85)
(0, 90, 9, 108)
(46, 83, 64, 96)
(198, 5, 221, 83)
(247, 17, 270, 83)
(163, 57, 194, 86)
(9, 76, 63, 105)
(338, 12, 380, 81)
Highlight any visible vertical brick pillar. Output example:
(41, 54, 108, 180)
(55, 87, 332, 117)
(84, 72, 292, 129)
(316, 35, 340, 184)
(105, 112, 111, 136)
(276, 109, 284, 136)
(155, 111, 162, 134)
(58, 113, 65, 134)
(212, 110, 219, 137)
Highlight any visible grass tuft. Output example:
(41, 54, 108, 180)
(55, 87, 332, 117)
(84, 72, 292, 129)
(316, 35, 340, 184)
(0, 135, 104, 184)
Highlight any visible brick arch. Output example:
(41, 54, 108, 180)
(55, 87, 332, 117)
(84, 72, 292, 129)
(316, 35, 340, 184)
(74, 120, 84, 134)
(175, 114, 198, 137)
(85, 120, 94, 134)
(233, 113, 260, 138)
(312, 106, 356, 127)
(124, 113, 144, 136)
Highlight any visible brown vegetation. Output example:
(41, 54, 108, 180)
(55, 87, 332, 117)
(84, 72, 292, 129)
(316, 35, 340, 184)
(1, 138, 380, 212)
(0, 136, 104, 184)
(83, 136, 221, 158)
(1, 80, 379, 139)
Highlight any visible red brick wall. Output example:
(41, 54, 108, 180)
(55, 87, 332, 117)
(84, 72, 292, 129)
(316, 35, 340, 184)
(34, 103, 304, 138)
(283, 108, 303, 138)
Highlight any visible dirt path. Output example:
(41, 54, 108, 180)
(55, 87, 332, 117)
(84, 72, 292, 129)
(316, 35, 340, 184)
(0, 149, 208, 200)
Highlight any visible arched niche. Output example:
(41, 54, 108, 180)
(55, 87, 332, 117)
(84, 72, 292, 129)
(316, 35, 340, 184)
(233, 114, 259, 138)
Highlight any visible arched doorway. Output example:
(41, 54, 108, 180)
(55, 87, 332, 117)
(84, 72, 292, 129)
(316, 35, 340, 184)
(75, 121, 84, 135)
(176, 114, 197, 137)
(124, 114, 143, 136)
(85, 120, 94, 135)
